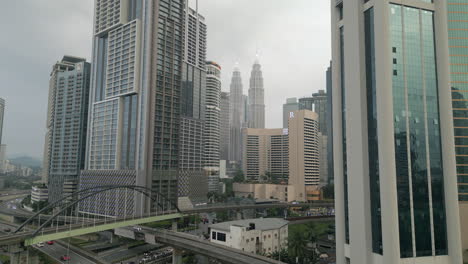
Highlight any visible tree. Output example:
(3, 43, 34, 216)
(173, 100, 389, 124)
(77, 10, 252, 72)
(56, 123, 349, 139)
(233, 169, 245, 183)
(321, 184, 334, 200)
(182, 253, 198, 264)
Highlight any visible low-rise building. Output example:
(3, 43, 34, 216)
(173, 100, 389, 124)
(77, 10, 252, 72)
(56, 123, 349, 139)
(209, 218, 288, 255)
(31, 185, 48, 203)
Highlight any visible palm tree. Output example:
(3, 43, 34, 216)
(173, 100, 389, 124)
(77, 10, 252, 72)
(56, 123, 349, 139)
(288, 231, 308, 263)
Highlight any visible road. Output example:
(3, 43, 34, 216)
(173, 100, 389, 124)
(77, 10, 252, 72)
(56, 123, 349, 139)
(33, 242, 96, 264)
(0, 199, 103, 264)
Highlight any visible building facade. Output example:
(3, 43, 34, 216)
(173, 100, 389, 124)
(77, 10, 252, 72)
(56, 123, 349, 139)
(298, 96, 313, 111)
(288, 110, 320, 202)
(312, 90, 328, 135)
(204, 61, 222, 192)
(0, 98, 5, 173)
(210, 218, 288, 256)
(326, 62, 334, 185)
(0, 98, 4, 145)
(220, 92, 230, 161)
(229, 67, 245, 163)
(447, 1, 468, 260)
(42, 56, 90, 202)
(241, 128, 289, 182)
(178, 6, 208, 200)
(282, 98, 299, 129)
(332, 1, 462, 263)
(81, 0, 186, 216)
(248, 59, 265, 129)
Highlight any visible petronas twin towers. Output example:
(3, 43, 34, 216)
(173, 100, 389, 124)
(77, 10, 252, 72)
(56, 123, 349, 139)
(248, 59, 265, 129)
(229, 58, 265, 163)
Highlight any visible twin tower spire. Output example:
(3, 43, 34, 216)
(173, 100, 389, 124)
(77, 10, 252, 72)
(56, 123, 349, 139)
(229, 58, 265, 162)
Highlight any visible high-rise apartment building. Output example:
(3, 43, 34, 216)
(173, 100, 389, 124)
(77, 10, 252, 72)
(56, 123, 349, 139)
(220, 92, 230, 161)
(81, 0, 186, 216)
(248, 59, 265, 129)
(332, 1, 461, 263)
(42, 56, 90, 202)
(241, 128, 289, 182)
(288, 110, 320, 202)
(282, 98, 299, 129)
(229, 67, 245, 163)
(178, 6, 208, 200)
(447, 1, 468, 260)
(204, 61, 222, 192)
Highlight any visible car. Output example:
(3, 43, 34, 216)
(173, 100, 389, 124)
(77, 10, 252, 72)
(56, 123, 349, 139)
(36, 242, 45, 247)
(133, 226, 142, 231)
(60, 255, 71, 261)
(46, 241, 54, 245)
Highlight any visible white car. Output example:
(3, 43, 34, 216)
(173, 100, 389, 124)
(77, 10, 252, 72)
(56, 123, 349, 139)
(37, 242, 45, 248)
(133, 226, 142, 232)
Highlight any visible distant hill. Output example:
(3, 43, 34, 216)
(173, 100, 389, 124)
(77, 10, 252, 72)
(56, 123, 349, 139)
(9, 156, 42, 168)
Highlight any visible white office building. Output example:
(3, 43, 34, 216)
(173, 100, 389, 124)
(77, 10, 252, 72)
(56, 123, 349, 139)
(209, 218, 288, 256)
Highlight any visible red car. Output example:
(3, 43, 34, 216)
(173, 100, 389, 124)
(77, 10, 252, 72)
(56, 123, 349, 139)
(46, 241, 54, 245)
(60, 255, 71, 261)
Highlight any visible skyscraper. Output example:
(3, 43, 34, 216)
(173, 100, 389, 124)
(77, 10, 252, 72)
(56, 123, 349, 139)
(220, 92, 230, 161)
(447, 1, 468, 259)
(0, 98, 4, 145)
(332, 1, 461, 263)
(229, 67, 245, 163)
(43, 56, 91, 202)
(298, 96, 313, 111)
(326, 62, 334, 185)
(178, 6, 208, 201)
(204, 61, 222, 192)
(288, 110, 320, 202)
(81, 0, 186, 216)
(312, 90, 328, 135)
(248, 58, 265, 129)
(282, 98, 299, 129)
(0, 98, 5, 173)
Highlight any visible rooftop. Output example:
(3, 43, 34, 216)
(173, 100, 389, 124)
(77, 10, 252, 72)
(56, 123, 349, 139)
(209, 218, 288, 232)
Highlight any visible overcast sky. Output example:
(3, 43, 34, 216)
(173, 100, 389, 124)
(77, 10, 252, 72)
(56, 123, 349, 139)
(0, 0, 330, 159)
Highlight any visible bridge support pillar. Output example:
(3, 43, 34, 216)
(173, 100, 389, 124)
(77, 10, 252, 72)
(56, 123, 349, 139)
(8, 244, 39, 264)
(172, 219, 178, 232)
(172, 248, 183, 264)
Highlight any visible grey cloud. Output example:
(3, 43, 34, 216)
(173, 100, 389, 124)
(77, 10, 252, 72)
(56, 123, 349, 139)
(0, 0, 330, 158)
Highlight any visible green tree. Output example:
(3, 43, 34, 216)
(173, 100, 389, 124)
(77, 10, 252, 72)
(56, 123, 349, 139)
(233, 169, 245, 183)
(321, 184, 334, 200)
(182, 253, 198, 264)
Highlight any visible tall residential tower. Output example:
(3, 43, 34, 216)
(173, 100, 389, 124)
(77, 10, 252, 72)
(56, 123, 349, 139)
(43, 56, 90, 202)
(81, 0, 186, 215)
(204, 61, 222, 192)
(332, 0, 461, 263)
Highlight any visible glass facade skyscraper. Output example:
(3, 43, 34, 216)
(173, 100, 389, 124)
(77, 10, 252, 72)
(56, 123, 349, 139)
(332, 1, 462, 263)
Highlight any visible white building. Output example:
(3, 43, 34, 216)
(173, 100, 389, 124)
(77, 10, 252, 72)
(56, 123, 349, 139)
(332, 0, 462, 263)
(209, 218, 288, 255)
(31, 186, 49, 203)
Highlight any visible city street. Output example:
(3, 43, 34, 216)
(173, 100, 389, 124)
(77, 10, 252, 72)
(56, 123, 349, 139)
(33, 242, 96, 264)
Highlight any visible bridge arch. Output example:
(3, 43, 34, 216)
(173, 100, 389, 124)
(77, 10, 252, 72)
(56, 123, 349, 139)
(15, 185, 180, 236)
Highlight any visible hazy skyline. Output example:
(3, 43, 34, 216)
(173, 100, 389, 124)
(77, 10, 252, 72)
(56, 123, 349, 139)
(0, 0, 330, 158)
